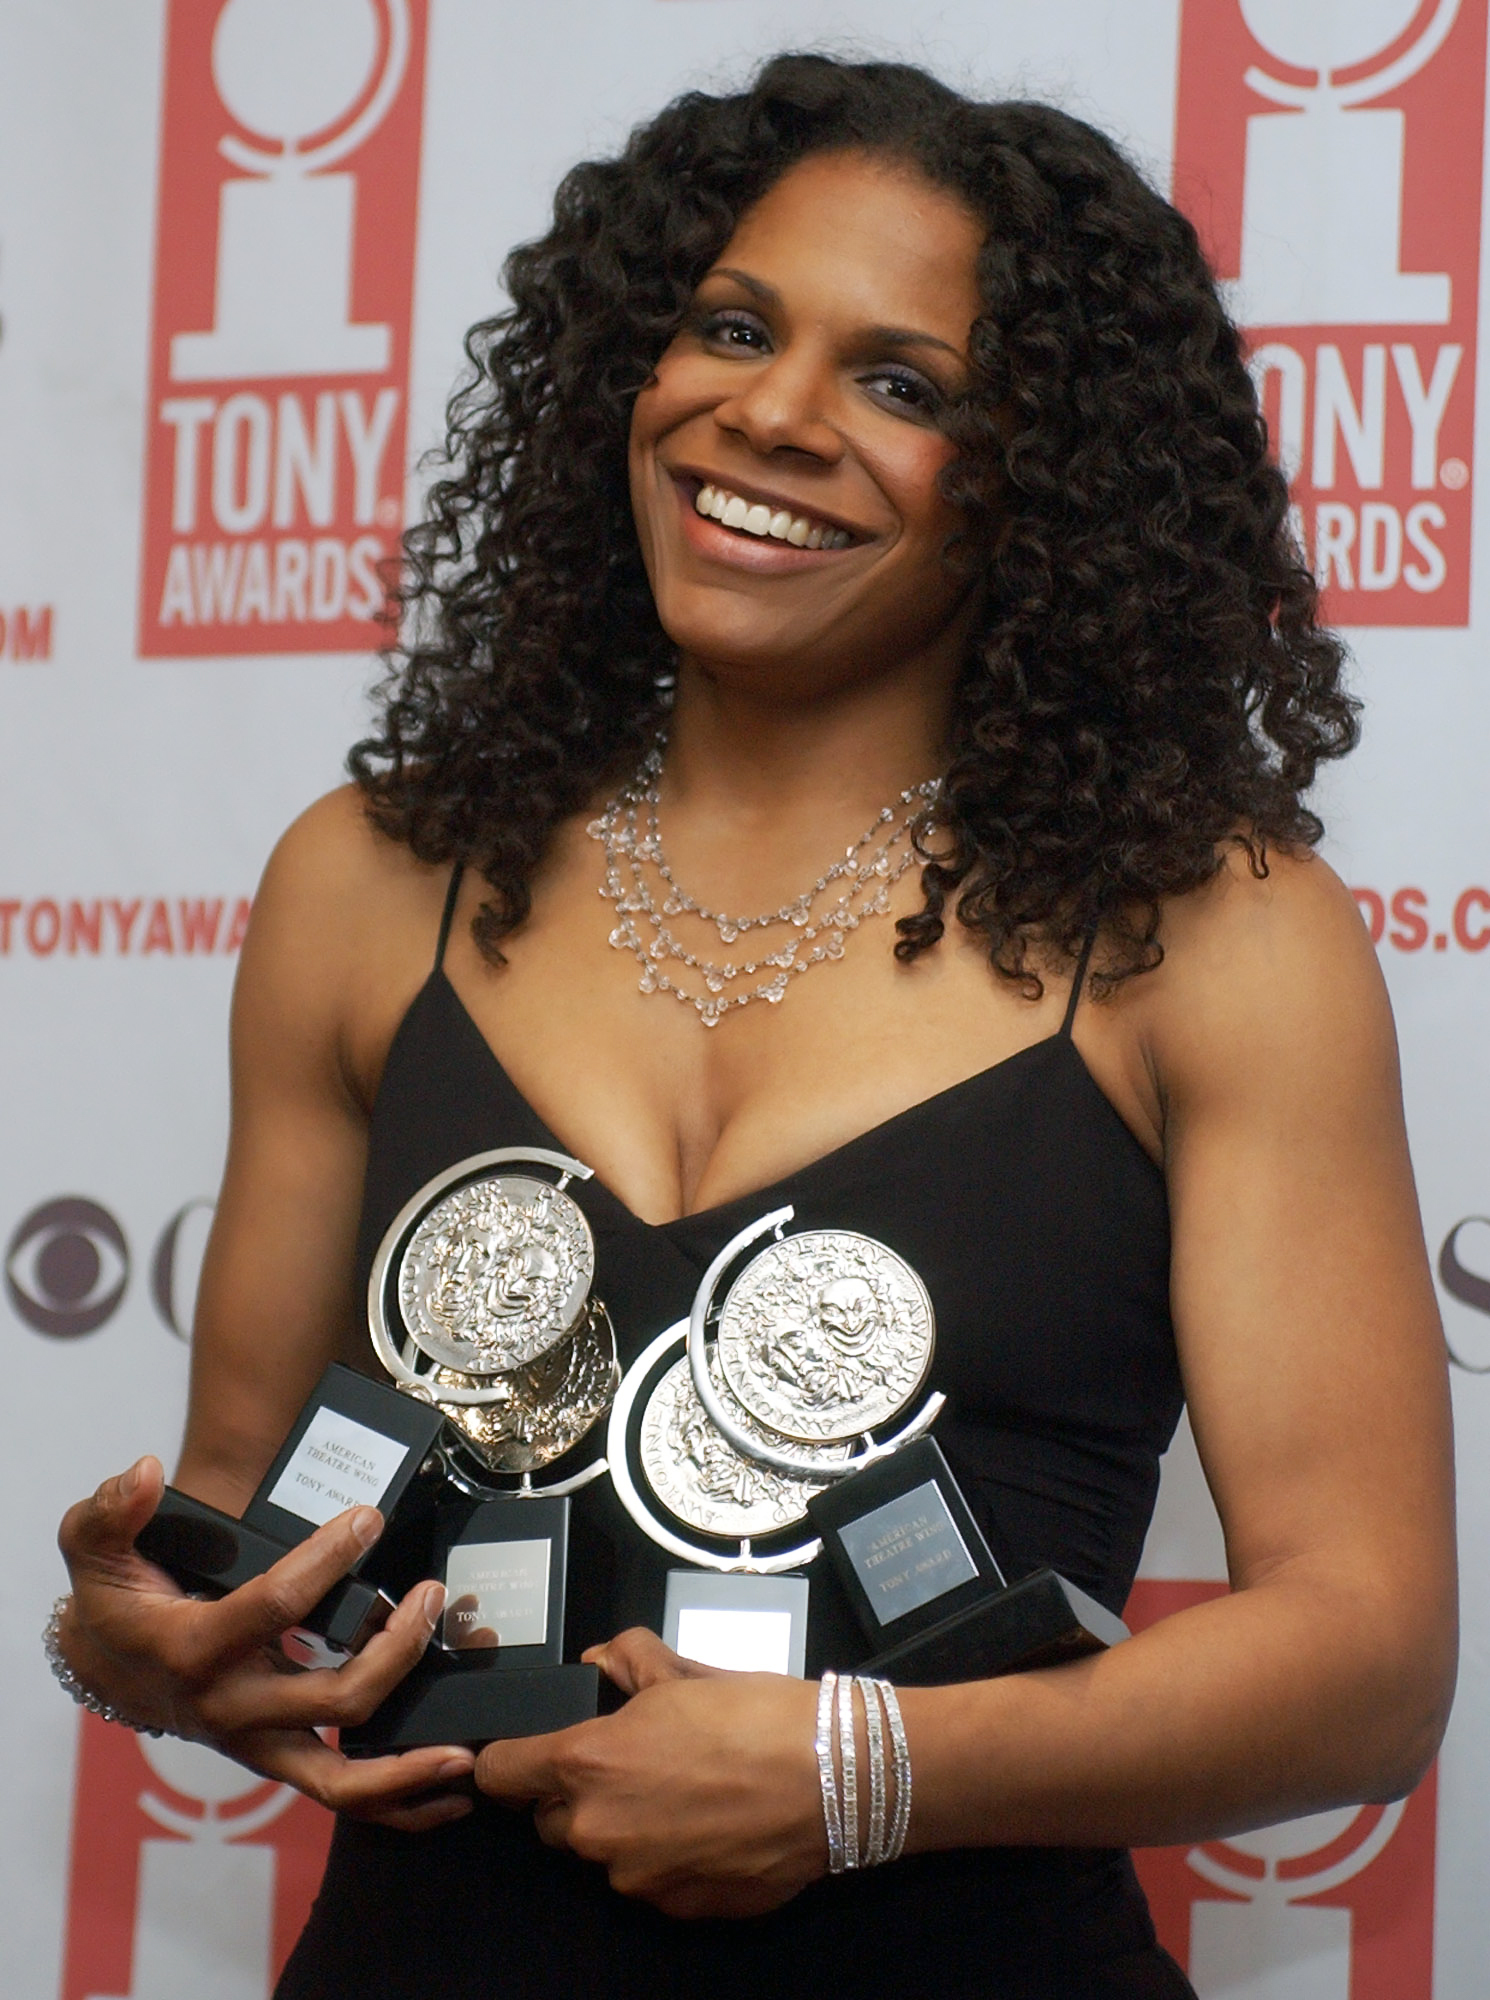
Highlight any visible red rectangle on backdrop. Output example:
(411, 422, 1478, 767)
(139, 0, 428, 656)
(59, 1713, 332, 2000)
(1172, 0, 1485, 626)
(1127, 1580, 1437, 1998)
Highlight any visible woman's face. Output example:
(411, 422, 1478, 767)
(628, 150, 986, 704)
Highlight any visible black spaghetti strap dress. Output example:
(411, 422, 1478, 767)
(277, 872, 1196, 2000)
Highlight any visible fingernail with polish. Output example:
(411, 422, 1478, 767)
(351, 1508, 383, 1550)
(422, 1583, 447, 1628)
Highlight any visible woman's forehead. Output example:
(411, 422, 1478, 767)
(710, 152, 983, 347)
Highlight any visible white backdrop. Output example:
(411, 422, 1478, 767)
(2, 3, 1486, 1995)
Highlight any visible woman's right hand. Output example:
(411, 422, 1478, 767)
(56, 1454, 476, 1831)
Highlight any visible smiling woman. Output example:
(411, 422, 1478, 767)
(52, 49, 1453, 2000)
(627, 154, 985, 707)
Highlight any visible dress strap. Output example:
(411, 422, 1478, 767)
(1060, 924, 1099, 1038)
(434, 864, 465, 971)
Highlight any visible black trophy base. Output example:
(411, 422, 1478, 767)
(860, 1568, 1128, 1684)
(137, 1488, 395, 1654)
(342, 1658, 600, 1752)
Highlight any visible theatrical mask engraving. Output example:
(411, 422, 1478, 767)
(715, 1231, 934, 1445)
(398, 1175, 595, 1374)
(436, 1300, 620, 1475)
(639, 1355, 849, 1539)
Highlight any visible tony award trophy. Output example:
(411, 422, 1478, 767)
(610, 1207, 1126, 1682)
(140, 1146, 619, 1747)
(336, 1145, 621, 1749)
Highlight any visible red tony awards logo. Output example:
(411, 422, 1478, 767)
(139, 0, 428, 656)
(60, 1715, 332, 1999)
(1174, 0, 1486, 625)
(1128, 1583, 1438, 1998)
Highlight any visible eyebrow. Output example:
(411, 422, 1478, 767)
(706, 266, 965, 362)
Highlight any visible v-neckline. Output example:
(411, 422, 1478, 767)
(431, 967, 1084, 1232)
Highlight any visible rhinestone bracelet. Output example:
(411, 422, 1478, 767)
(815, 1670, 847, 1873)
(836, 1672, 861, 1870)
(863, 1677, 889, 1866)
(876, 1677, 912, 1863)
(817, 1671, 911, 1871)
(44, 1596, 164, 1737)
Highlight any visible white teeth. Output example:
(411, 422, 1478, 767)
(693, 482, 850, 549)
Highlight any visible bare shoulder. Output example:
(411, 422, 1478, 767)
(254, 783, 432, 923)
(1134, 843, 1397, 1125)
(236, 785, 451, 1106)
(1160, 841, 1368, 968)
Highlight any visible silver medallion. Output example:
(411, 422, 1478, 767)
(638, 1353, 849, 1540)
(715, 1229, 935, 1445)
(436, 1299, 621, 1475)
(396, 1173, 595, 1374)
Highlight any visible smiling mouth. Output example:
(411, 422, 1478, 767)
(692, 481, 856, 550)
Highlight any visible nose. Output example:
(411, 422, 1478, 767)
(713, 349, 844, 464)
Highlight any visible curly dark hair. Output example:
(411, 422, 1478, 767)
(352, 51, 1357, 991)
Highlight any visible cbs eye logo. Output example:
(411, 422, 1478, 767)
(5, 1196, 209, 1339)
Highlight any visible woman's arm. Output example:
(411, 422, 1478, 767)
(903, 848, 1455, 1847)
(177, 789, 392, 1506)
(57, 793, 477, 1826)
(476, 849, 1456, 1907)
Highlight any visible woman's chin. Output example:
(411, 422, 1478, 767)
(656, 604, 840, 687)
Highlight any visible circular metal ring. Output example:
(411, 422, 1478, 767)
(367, 1147, 593, 1400)
(716, 1228, 935, 1443)
(434, 1297, 620, 1475)
(607, 1322, 822, 1575)
(398, 1174, 594, 1374)
(685, 1209, 946, 1481)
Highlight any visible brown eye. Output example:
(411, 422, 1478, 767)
(864, 367, 943, 421)
(697, 309, 771, 353)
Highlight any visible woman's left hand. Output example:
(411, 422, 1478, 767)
(474, 1627, 827, 1918)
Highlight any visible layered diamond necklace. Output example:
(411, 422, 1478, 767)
(587, 744, 940, 1028)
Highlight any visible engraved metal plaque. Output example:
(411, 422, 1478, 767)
(638, 1354, 849, 1540)
(835, 1476, 980, 1625)
(397, 1173, 594, 1374)
(443, 1538, 552, 1651)
(264, 1407, 413, 1528)
(715, 1230, 935, 1445)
